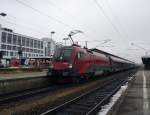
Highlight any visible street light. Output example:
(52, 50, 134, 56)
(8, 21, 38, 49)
(0, 12, 7, 17)
(0, 12, 7, 67)
(50, 31, 55, 39)
(63, 38, 69, 46)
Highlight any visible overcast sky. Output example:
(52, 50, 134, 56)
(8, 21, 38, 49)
(0, 0, 150, 63)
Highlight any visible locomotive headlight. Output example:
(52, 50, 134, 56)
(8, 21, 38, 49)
(68, 64, 73, 69)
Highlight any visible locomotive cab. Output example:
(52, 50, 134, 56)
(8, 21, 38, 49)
(47, 46, 79, 81)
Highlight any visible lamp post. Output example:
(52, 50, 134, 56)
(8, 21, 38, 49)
(49, 31, 55, 56)
(0, 12, 7, 17)
(63, 38, 69, 46)
(50, 31, 55, 39)
(18, 42, 23, 67)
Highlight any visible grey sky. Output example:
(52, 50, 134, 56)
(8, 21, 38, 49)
(0, 0, 150, 63)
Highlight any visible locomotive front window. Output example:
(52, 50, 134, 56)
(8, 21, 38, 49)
(53, 48, 72, 62)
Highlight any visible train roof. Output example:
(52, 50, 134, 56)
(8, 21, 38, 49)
(90, 48, 134, 63)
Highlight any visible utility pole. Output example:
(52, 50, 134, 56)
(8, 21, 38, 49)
(63, 38, 69, 46)
(50, 31, 55, 39)
(85, 41, 88, 48)
(50, 31, 55, 57)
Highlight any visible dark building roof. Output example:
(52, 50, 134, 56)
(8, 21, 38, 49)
(142, 56, 150, 66)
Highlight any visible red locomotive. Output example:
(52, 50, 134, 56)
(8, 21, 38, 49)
(47, 44, 135, 83)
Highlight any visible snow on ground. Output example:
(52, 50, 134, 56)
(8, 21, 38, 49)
(97, 75, 135, 115)
(97, 83, 128, 115)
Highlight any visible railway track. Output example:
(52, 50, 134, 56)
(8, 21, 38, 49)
(0, 84, 58, 104)
(41, 70, 136, 115)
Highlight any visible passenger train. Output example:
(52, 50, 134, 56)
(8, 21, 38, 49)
(47, 44, 135, 83)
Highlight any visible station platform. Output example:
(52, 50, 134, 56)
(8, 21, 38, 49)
(0, 71, 47, 80)
(0, 70, 50, 96)
(111, 69, 150, 115)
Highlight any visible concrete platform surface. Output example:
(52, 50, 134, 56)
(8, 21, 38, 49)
(114, 70, 150, 115)
(0, 71, 47, 80)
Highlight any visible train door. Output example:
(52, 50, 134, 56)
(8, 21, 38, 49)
(74, 52, 85, 74)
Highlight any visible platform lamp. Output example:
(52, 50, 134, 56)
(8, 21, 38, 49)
(18, 42, 23, 67)
(50, 31, 55, 39)
(63, 38, 69, 46)
(0, 12, 7, 17)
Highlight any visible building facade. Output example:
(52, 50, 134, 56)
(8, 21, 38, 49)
(42, 38, 56, 57)
(0, 25, 59, 66)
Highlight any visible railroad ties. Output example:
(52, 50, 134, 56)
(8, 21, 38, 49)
(41, 70, 137, 115)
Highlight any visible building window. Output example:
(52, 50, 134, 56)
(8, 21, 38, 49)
(3, 51, 6, 56)
(30, 49, 33, 53)
(22, 47, 25, 52)
(13, 46, 16, 50)
(41, 41, 43, 49)
(6, 51, 8, 56)
(34, 49, 37, 53)
(7, 33, 12, 44)
(16, 47, 19, 51)
(38, 41, 41, 49)
(10, 52, 13, 56)
(2, 32, 7, 43)
(18, 36, 21, 45)
(13, 35, 17, 45)
(34, 40, 37, 48)
(7, 45, 11, 50)
(1, 44, 6, 49)
(26, 48, 29, 52)
(15, 52, 18, 56)
(22, 37, 25, 46)
(26, 38, 29, 47)
(30, 39, 33, 47)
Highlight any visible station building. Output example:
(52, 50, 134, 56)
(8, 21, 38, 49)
(0, 25, 60, 66)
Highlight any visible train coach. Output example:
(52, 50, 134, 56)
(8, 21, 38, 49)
(47, 44, 135, 82)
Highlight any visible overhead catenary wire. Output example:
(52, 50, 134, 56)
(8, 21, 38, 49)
(16, 0, 74, 29)
(5, 13, 49, 29)
(0, 18, 48, 36)
(93, 0, 123, 38)
(104, 0, 129, 39)
(16, 0, 104, 41)
(46, 0, 99, 36)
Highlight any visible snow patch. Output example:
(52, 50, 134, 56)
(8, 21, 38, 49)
(98, 83, 128, 115)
